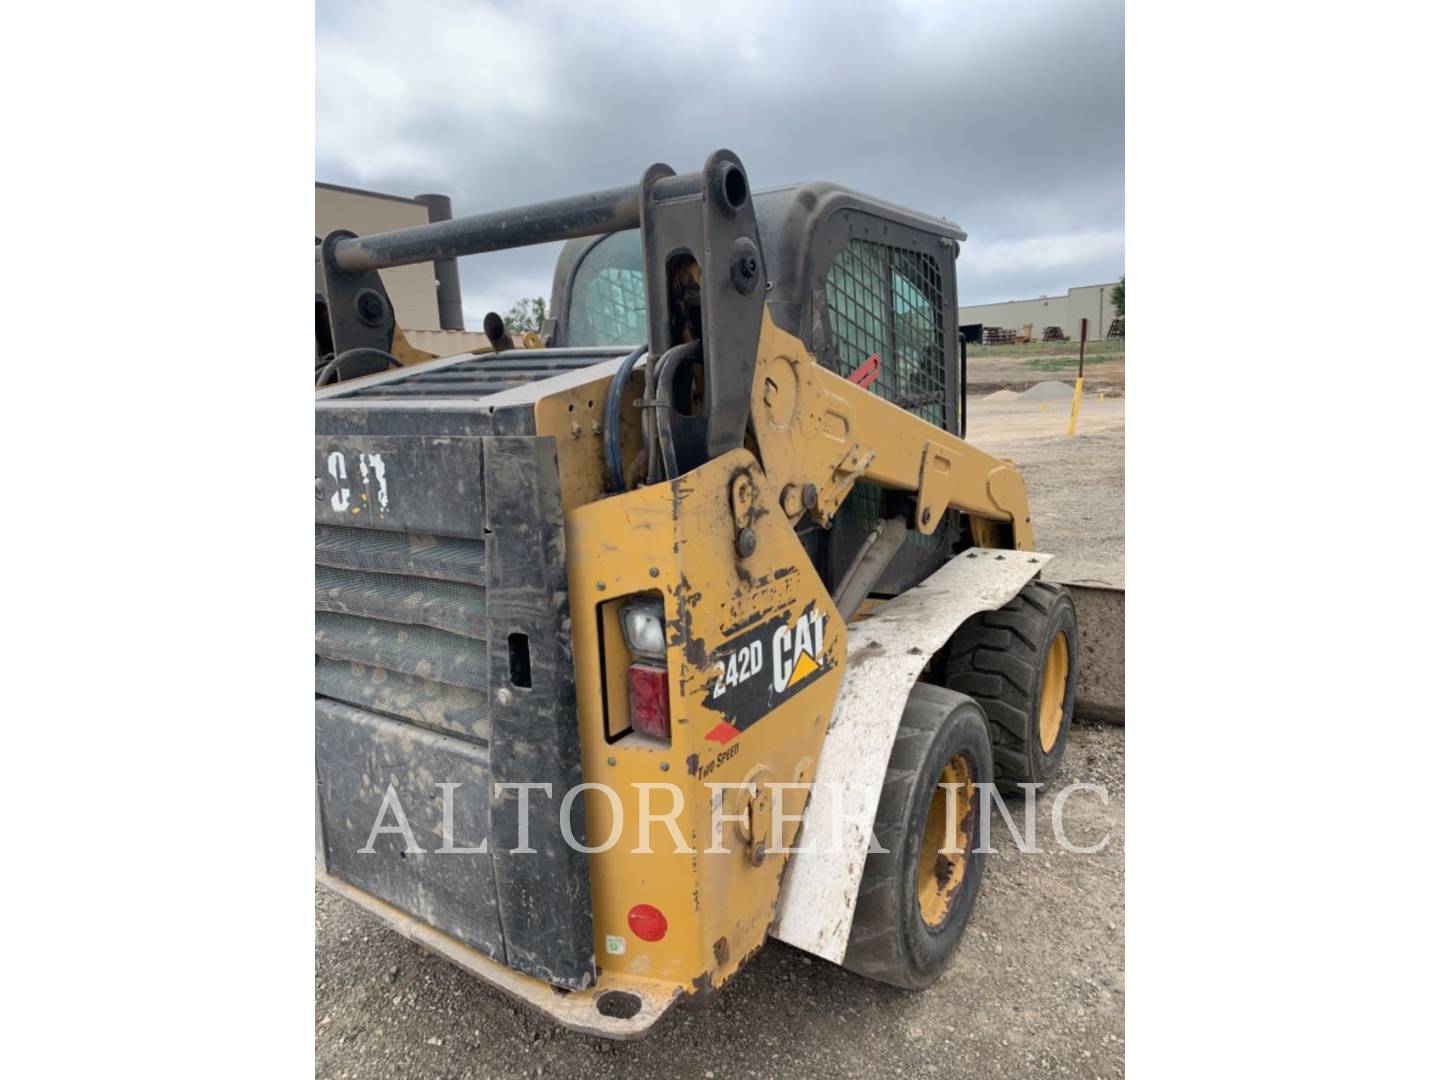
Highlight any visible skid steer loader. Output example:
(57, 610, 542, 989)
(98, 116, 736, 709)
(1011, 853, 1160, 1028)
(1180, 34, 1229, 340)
(314, 150, 1078, 1038)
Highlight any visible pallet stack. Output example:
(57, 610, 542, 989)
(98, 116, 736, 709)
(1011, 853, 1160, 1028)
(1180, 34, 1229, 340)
(1106, 318, 1125, 339)
(1043, 326, 1067, 342)
(982, 327, 1018, 345)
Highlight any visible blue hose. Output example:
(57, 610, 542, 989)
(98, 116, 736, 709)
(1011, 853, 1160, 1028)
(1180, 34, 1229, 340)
(603, 344, 647, 493)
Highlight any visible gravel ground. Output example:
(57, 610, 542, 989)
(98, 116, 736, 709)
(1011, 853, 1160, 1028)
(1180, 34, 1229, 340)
(967, 397, 1125, 589)
(964, 347, 1124, 398)
(315, 722, 1124, 1079)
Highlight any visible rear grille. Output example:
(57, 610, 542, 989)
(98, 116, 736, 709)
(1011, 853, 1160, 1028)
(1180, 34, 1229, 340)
(315, 659, 490, 744)
(315, 613, 489, 689)
(315, 565, 486, 639)
(324, 350, 626, 400)
(315, 524, 487, 585)
(314, 525, 491, 745)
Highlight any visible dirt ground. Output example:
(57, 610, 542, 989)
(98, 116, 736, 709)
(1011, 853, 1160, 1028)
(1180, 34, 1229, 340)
(316, 350, 1127, 1078)
(965, 341, 1125, 399)
(967, 395, 1124, 589)
(316, 722, 1123, 1079)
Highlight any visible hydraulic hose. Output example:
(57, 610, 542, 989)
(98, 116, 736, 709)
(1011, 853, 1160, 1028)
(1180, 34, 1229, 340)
(643, 342, 702, 485)
(314, 347, 401, 387)
(603, 345, 648, 492)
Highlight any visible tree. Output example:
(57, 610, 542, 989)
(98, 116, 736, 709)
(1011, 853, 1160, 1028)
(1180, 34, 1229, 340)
(1110, 277, 1125, 319)
(504, 297, 548, 335)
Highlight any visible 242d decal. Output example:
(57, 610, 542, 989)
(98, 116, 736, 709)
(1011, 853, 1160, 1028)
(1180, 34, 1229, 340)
(703, 606, 829, 736)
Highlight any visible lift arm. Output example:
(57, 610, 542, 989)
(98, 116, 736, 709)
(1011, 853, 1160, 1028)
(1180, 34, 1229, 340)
(748, 311, 1035, 550)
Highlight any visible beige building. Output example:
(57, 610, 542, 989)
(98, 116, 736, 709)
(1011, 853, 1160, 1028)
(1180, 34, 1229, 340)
(956, 281, 1121, 343)
(315, 182, 467, 334)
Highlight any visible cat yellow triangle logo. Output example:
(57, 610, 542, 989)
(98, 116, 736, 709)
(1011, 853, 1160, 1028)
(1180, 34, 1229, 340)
(767, 608, 827, 697)
(785, 647, 820, 689)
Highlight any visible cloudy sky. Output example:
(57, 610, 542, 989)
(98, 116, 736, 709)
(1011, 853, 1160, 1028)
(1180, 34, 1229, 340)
(317, 0, 1123, 328)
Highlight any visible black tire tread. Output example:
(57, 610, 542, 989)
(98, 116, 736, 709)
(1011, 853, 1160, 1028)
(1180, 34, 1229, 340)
(940, 579, 1076, 791)
(843, 684, 992, 989)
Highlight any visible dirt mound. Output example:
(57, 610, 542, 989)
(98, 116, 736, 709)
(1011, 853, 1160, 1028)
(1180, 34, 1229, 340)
(984, 388, 1021, 402)
(1019, 380, 1076, 401)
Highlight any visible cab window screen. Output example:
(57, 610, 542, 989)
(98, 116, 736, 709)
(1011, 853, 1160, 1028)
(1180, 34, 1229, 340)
(823, 239, 948, 549)
(823, 239, 946, 427)
(566, 231, 648, 347)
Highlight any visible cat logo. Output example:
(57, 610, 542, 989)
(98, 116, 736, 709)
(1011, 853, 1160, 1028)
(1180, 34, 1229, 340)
(771, 608, 825, 694)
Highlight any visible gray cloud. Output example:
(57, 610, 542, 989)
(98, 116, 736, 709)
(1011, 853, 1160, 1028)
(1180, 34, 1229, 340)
(317, 0, 1123, 325)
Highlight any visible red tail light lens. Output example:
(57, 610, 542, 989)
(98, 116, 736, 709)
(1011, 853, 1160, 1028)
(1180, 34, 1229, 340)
(627, 662, 670, 740)
(628, 903, 668, 942)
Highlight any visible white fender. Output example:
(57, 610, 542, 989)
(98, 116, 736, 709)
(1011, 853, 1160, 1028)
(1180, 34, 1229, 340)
(770, 547, 1054, 963)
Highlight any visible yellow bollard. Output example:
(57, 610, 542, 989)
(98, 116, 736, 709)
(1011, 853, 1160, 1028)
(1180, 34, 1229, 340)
(1068, 317, 1089, 436)
(1067, 377, 1084, 435)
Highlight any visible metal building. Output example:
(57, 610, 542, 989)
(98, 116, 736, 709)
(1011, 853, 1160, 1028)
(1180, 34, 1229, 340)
(956, 281, 1121, 343)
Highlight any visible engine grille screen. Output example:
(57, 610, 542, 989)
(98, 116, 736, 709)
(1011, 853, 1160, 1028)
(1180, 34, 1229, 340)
(314, 525, 491, 745)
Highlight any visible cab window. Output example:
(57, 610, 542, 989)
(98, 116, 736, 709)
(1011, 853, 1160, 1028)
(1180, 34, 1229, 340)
(823, 238, 949, 550)
(565, 231, 647, 347)
(823, 238, 946, 428)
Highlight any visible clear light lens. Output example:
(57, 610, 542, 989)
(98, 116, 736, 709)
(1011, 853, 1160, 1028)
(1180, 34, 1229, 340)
(620, 601, 666, 659)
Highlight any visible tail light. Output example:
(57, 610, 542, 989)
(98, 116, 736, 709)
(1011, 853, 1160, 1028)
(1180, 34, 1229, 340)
(602, 596, 672, 741)
(627, 662, 670, 739)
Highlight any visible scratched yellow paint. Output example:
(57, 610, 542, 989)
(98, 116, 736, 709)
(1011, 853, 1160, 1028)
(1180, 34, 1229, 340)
(562, 450, 843, 990)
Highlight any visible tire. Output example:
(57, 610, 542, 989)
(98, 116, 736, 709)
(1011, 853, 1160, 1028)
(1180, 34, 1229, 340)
(843, 683, 993, 990)
(939, 579, 1078, 793)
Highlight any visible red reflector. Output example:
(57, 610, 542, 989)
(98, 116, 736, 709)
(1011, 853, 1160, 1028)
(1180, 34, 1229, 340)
(627, 662, 670, 740)
(704, 721, 740, 744)
(628, 903, 668, 942)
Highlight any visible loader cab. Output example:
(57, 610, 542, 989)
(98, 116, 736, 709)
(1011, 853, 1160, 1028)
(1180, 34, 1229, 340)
(549, 183, 970, 597)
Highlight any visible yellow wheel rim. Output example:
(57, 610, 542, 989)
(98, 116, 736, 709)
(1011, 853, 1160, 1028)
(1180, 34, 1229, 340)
(1038, 631, 1070, 753)
(916, 754, 974, 928)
